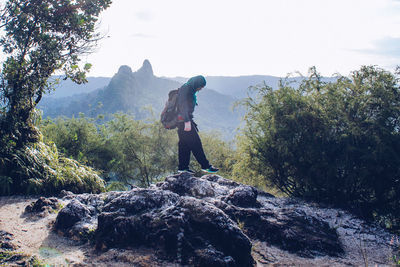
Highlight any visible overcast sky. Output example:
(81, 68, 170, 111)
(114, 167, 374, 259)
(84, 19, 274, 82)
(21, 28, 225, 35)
(6, 0, 400, 78)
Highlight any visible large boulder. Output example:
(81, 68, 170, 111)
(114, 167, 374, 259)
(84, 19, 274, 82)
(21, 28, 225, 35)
(156, 173, 343, 258)
(95, 189, 253, 266)
(54, 173, 346, 266)
(54, 193, 108, 239)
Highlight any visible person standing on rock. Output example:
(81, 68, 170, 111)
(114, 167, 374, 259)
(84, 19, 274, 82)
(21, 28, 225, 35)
(176, 75, 219, 174)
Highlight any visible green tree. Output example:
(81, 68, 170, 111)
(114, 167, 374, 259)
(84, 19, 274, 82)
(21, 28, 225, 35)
(0, 0, 111, 149)
(106, 114, 178, 187)
(237, 66, 400, 229)
(0, 0, 111, 195)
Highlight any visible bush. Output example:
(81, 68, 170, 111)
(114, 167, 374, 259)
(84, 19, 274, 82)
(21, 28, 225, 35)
(40, 115, 113, 170)
(197, 131, 236, 177)
(237, 66, 400, 230)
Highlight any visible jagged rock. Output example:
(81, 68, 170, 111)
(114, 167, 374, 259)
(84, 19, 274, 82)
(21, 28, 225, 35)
(216, 202, 342, 257)
(24, 197, 59, 215)
(55, 199, 91, 235)
(54, 192, 123, 239)
(54, 173, 372, 266)
(59, 189, 74, 198)
(0, 231, 16, 250)
(194, 248, 236, 267)
(156, 174, 216, 198)
(223, 185, 259, 208)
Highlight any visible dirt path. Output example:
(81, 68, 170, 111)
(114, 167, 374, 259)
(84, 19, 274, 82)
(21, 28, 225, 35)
(0, 196, 87, 266)
(0, 196, 181, 267)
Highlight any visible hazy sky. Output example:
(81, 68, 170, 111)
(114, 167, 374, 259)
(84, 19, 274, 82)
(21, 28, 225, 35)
(5, 0, 400, 78)
(82, 0, 400, 78)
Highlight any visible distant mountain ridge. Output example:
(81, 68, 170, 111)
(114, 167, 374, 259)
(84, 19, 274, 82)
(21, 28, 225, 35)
(40, 60, 181, 117)
(46, 70, 304, 100)
(169, 75, 284, 99)
(45, 74, 280, 100)
(39, 60, 243, 139)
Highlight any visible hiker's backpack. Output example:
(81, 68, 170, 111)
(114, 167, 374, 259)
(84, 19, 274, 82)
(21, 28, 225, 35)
(161, 89, 180, 129)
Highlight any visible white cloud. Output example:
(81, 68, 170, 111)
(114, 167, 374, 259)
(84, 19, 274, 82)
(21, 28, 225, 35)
(134, 11, 153, 21)
(130, 33, 155, 39)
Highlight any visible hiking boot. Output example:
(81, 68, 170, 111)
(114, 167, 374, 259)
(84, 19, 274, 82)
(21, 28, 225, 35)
(201, 166, 219, 173)
(177, 169, 195, 174)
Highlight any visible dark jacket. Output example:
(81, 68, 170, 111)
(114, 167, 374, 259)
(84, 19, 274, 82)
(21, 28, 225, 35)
(177, 76, 206, 122)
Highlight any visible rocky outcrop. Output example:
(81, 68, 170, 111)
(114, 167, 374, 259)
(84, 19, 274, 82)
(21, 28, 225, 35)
(52, 173, 361, 266)
(155, 174, 343, 258)
(25, 197, 60, 215)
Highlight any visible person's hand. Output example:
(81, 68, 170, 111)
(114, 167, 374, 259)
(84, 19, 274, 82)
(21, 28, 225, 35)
(184, 121, 191, 131)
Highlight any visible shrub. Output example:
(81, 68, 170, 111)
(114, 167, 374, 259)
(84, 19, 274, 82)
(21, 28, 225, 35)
(237, 66, 400, 230)
(197, 131, 236, 177)
(0, 176, 13, 195)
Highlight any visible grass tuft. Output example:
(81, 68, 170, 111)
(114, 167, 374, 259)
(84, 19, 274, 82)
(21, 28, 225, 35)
(0, 142, 105, 196)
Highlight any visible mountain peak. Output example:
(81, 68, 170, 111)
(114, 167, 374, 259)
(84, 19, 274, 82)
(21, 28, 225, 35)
(117, 65, 133, 76)
(136, 59, 153, 77)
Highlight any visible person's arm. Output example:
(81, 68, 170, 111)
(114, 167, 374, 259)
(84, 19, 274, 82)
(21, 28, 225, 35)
(177, 86, 192, 125)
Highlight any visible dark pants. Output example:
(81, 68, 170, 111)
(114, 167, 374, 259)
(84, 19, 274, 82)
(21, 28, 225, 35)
(177, 121, 210, 170)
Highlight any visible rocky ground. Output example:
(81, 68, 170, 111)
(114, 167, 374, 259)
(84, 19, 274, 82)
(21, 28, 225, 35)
(0, 173, 398, 266)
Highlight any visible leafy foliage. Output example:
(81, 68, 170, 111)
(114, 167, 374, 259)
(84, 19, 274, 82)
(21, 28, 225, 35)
(0, 175, 13, 195)
(237, 66, 400, 230)
(0, 0, 111, 148)
(41, 114, 179, 187)
(40, 114, 111, 169)
(105, 114, 178, 186)
(232, 134, 273, 191)
(40, 114, 237, 188)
